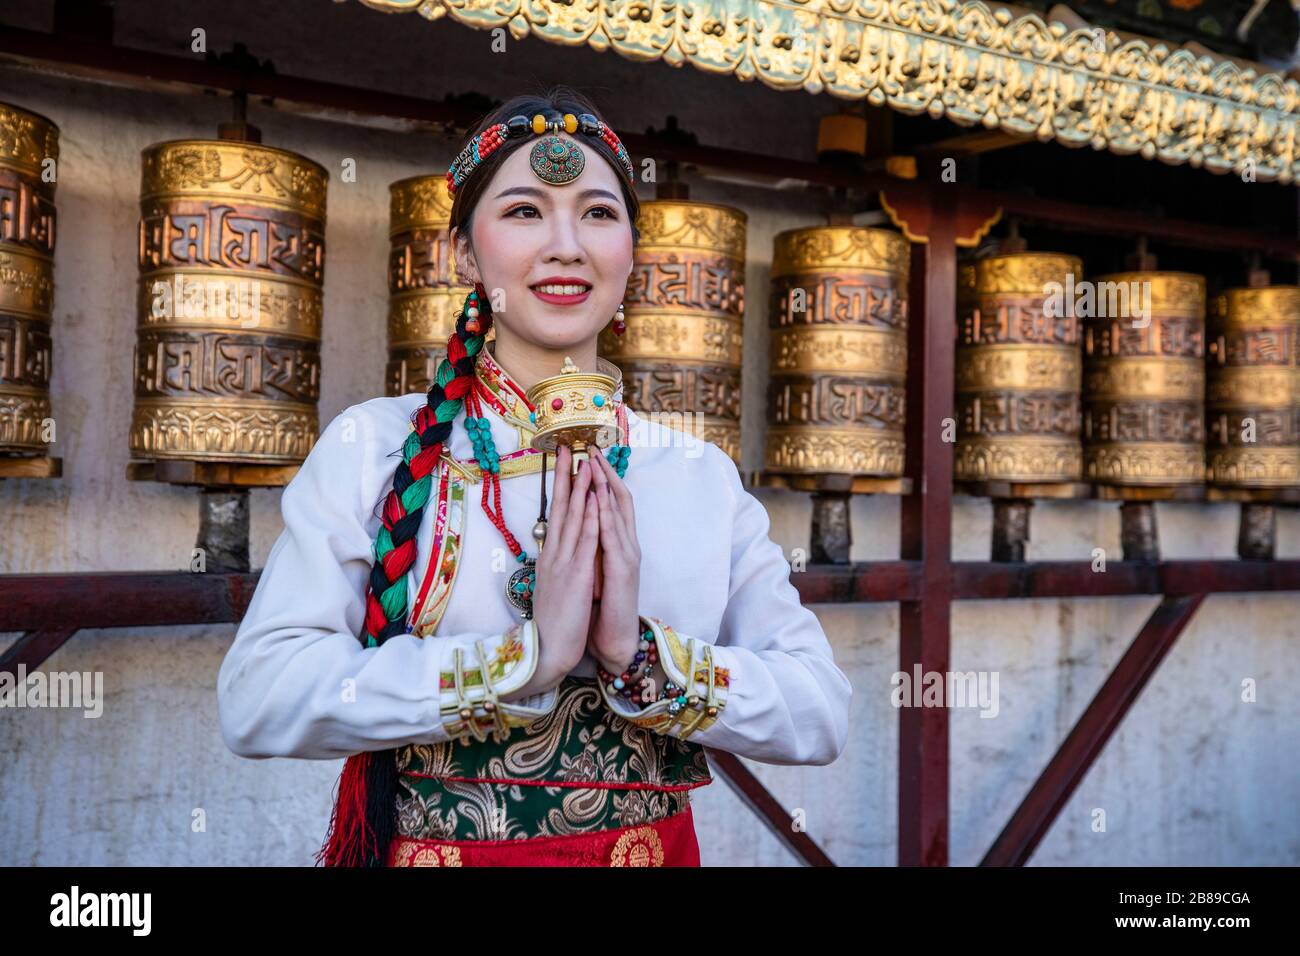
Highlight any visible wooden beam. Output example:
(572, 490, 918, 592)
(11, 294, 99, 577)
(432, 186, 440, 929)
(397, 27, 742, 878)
(0, 572, 259, 634)
(791, 561, 923, 603)
(980, 594, 1206, 866)
(1, 628, 80, 680)
(706, 750, 836, 866)
(950, 560, 1300, 600)
(3, 562, 1299, 638)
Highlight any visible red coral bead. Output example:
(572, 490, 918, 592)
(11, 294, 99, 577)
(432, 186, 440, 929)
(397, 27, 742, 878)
(551, 397, 564, 411)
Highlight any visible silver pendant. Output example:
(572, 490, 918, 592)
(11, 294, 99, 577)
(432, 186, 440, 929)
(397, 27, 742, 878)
(506, 558, 537, 619)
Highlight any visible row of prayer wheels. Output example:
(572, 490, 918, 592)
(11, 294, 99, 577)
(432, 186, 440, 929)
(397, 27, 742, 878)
(956, 254, 1300, 489)
(2, 91, 1297, 497)
(386, 178, 1299, 492)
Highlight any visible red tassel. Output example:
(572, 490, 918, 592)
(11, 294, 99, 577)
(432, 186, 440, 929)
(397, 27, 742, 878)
(315, 752, 378, 867)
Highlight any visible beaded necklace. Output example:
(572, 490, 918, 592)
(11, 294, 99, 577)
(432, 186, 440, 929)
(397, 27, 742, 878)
(462, 352, 631, 620)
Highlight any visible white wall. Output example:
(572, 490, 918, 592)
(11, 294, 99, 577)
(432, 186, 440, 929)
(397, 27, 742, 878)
(2, 0, 1298, 866)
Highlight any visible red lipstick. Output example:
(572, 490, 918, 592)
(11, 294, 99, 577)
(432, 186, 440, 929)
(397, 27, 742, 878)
(529, 276, 593, 306)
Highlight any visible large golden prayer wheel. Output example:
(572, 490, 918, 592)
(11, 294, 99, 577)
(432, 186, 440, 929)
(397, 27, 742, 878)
(1205, 286, 1300, 487)
(0, 102, 58, 454)
(1083, 272, 1206, 485)
(132, 139, 326, 463)
(597, 199, 746, 464)
(386, 174, 473, 396)
(955, 253, 1084, 482)
(764, 226, 909, 476)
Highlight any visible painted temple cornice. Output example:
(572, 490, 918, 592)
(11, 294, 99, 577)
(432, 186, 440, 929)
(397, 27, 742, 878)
(347, 0, 1300, 184)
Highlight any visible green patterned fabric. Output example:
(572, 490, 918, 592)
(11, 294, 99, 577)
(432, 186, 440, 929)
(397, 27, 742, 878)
(394, 676, 712, 841)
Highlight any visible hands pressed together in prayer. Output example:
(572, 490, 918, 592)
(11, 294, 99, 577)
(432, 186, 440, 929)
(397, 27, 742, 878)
(526, 444, 649, 693)
(583, 448, 644, 676)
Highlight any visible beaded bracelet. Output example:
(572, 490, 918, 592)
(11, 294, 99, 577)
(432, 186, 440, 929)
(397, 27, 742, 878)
(599, 658, 684, 712)
(633, 675, 683, 711)
(596, 625, 657, 703)
(596, 645, 653, 699)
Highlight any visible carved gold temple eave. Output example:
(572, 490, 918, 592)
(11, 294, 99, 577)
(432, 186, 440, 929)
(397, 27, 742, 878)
(346, 0, 1300, 185)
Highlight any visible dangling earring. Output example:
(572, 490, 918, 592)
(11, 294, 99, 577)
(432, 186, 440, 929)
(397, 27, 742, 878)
(464, 284, 485, 335)
(611, 302, 626, 336)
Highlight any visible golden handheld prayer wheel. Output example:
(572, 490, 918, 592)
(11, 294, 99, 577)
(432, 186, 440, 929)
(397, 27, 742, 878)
(765, 226, 909, 476)
(386, 175, 474, 396)
(0, 101, 59, 454)
(525, 355, 620, 462)
(527, 356, 620, 599)
(955, 253, 1084, 482)
(131, 139, 327, 463)
(1205, 286, 1300, 487)
(1083, 272, 1206, 485)
(598, 199, 746, 464)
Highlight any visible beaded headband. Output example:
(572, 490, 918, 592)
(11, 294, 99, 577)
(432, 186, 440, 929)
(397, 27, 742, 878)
(446, 111, 634, 196)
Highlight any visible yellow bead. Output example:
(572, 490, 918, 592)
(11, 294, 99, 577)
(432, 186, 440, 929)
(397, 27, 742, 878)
(563, 113, 578, 134)
(532, 114, 547, 135)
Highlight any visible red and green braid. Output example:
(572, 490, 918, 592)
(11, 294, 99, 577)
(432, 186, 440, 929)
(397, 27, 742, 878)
(316, 282, 494, 867)
(363, 286, 492, 645)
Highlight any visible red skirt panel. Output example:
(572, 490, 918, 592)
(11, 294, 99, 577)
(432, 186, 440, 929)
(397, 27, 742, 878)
(387, 804, 700, 867)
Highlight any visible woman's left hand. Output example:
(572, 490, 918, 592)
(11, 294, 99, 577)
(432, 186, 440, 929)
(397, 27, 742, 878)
(586, 450, 643, 675)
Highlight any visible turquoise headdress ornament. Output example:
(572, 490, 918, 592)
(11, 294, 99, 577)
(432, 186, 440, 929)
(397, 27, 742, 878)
(446, 110, 635, 195)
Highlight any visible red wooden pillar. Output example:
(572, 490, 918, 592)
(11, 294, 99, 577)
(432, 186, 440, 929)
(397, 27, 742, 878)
(899, 204, 956, 866)
(883, 183, 1000, 866)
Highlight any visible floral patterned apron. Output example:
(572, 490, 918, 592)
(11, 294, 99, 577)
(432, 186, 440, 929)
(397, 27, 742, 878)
(387, 675, 712, 866)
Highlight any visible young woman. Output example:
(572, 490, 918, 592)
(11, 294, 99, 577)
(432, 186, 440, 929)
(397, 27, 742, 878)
(217, 87, 852, 867)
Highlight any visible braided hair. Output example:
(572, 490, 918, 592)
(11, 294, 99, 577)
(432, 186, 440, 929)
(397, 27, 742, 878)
(317, 85, 638, 867)
(315, 291, 493, 867)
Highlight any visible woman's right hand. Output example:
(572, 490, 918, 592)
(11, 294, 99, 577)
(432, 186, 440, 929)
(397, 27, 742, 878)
(519, 445, 599, 690)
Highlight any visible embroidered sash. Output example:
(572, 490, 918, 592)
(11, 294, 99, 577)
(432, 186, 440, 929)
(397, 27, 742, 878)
(393, 676, 712, 843)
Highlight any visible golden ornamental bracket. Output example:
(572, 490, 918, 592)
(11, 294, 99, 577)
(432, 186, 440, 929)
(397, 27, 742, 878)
(346, 0, 1300, 185)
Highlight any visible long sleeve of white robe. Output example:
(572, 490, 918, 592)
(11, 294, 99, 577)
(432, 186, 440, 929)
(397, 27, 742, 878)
(216, 401, 554, 760)
(692, 449, 851, 764)
(599, 435, 853, 766)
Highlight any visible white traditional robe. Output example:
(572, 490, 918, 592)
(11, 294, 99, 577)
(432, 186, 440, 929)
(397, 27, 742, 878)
(218, 343, 851, 766)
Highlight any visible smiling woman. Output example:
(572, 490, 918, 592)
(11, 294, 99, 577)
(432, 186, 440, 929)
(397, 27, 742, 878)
(216, 85, 851, 868)
(450, 120, 640, 384)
